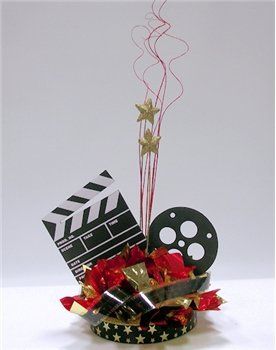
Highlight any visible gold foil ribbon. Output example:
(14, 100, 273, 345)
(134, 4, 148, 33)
(122, 262, 151, 291)
(157, 297, 192, 309)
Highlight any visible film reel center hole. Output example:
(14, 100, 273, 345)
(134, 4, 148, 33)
(159, 227, 176, 244)
(180, 221, 198, 238)
(207, 233, 212, 239)
(170, 212, 176, 218)
(187, 243, 205, 260)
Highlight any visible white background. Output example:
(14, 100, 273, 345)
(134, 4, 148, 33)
(1, 1, 274, 349)
(2, 0, 274, 286)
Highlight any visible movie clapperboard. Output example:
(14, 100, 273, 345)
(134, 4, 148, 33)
(42, 170, 146, 282)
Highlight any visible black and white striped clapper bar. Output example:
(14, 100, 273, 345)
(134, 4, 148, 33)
(42, 170, 146, 282)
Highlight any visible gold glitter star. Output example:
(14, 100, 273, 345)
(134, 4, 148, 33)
(160, 331, 169, 342)
(136, 98, 160, 124)
(139, 129, 161, 156)
(126, 338, 131, 343)
(136, 334, 145, 344)
(113, 333, 121, 342)
(182, 325, 187, 334)
(123, 326, 132, 335)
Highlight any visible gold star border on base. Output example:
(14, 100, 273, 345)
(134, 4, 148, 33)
(91, 310, 197, 344)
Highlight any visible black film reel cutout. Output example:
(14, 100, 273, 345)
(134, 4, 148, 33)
(148, 207, 218, 274)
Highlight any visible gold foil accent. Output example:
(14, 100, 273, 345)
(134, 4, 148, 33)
(103, 315, 141, 326)
(70, 301, 88, 316)
(81, 283, 98, 299)
(82, 264, 91, 273)
(157, 297, 192, 309)
(163, 269, 173, 284)
(120, 244, 130, 260)
(185, 293, 200, 308)
(122, 262, 151, 291)
(149, 278, 159, 287)
(218, 296, 227, 304)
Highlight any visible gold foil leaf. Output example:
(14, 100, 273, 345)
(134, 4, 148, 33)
(120, 244, 130, 260)
(122, 262, 151, 291)
(82, 264, 91, 272)
(70, 301, 88, 316)
(189, 271, 196, 280)
(157, 297, 192, 309)
(81, 284, 97, 299)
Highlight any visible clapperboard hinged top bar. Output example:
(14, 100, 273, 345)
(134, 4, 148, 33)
(42, 170, 146, 282)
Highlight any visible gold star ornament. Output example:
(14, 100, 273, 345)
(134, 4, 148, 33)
(136, 98, 160, 124)
(139, 129, 161, 156)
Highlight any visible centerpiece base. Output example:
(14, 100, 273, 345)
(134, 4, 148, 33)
(91, 311, 197, 344)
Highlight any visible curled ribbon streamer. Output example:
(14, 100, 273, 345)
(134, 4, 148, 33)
(132, 0, 189, 236)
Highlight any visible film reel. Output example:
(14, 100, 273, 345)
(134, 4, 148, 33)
(148, 207, 218, 274)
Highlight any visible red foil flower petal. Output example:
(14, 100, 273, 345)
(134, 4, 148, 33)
(145, 257, 164, 283)
(153, 251, 195, 280)
(197, 289, 223, 311)
(84, 263, 107, 294)
(104, 269, 126, 289)
(60, 295, 93, 311)
(171, 306, 193, 325)
(126, 245, 145, 266)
